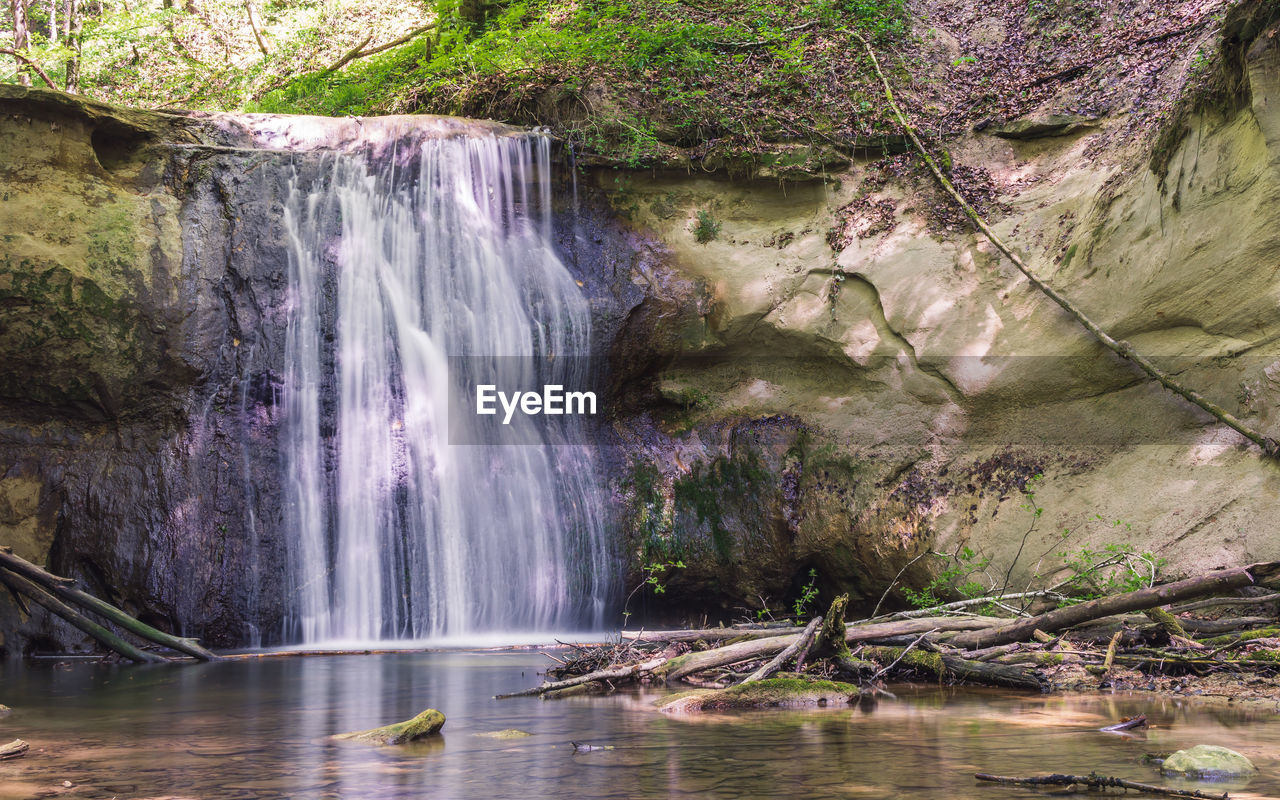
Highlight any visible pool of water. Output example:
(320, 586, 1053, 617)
(2, 651, 1278, 799)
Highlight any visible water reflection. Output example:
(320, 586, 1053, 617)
(1, 653, 1277, 799)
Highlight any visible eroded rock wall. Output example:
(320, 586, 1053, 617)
(604, 17, 1280, 619)
(0, 87, 296, 652)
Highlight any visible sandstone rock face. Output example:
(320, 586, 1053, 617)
(604, 19, 1280, 617)
(4, 14, 1280, 648)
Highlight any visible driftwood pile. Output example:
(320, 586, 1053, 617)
(502, 561, 1280, 698)
(0, 545, 219, 663)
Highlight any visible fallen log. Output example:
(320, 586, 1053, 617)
(0, 570, 167, 664)
(741, 616, 822, 684)
(975, 772, 1227, 799)
(951, 562, 1280, 649)
(620, 628, 793, 643)
(1100, 715, 1147, 732)
(662, 617, 1002, 682)
(1171, 593, 1280, 613)
(862, 646, 1045, 691)
(495, 656, 668, 699)
(873, 590, 1064, 621)
(0, 547, 219, 661)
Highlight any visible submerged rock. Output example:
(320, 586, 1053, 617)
(0, 704, 10, 717)
(333, 709, 446, 745)
(571, 742, 614, 752)
(473, 729, 533, 739)
(660, 678, 861, 713)
(1161, 745, 1256, 780)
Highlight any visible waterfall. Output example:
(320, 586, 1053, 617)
(279, 127, 611, 643)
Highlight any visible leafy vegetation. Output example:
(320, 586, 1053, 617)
(622, 558, 686, 622)
(691, 209, 721, 243)
(903, 546, 993, 610)
(3, 0, 910, 167)
(256, 0, 911, 168)
(792, 567, 820, 618)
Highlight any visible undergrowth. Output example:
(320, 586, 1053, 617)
(254, 0, 911, 168)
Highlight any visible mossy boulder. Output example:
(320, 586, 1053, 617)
(333, 709, 446, 745)
(1161, 745, 1256, 780)
(660, 677, 860, 713)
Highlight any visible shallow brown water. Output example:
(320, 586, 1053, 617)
(1, 651, 1278, 799)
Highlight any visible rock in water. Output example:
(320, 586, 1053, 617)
(1161, 745, 1256, 779)
(0, 704, 10, 718)
(333, 709, 446, 745)
(660, 677, 861, 713)
(0, 740, 29, 761)
(474, 729, 533, 740)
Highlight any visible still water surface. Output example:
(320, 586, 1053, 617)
(2, 650, 1278, 799)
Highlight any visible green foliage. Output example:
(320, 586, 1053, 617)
(903, 546, 992, 610)
(625, 458, 677, 561)
(1054, 520, 1166, 600)
(691, 209, 721, 244)
(793, 567, 819, 618)
(622, 558, 685, 622)
(256, 0, 910, 165)
(673, 452, 773, 563)
(3, 0, 911, 166)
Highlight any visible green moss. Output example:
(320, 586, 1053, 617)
(656, 653, 692, 677)
(624, 458, 679, 561)
(253, 0, 910, 168)
(673, 452, 775, 563)
(333, 709, 446, 745)
(1060, 243, 1078, 270)
(662, 677, 860, 711)
(863, 646, 944, 677)
(1201, 627, 1280, 646)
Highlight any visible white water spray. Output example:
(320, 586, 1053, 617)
(281, 128, 611, 643)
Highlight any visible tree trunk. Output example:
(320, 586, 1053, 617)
(740, 616, 822, 684)
(0, 547, 221, 661)
(0, 570, 168, 663)
(9, 0, 31, 85)
(243, 0, 268, 55)
(63, 0, 79, 91)
(662, 617, 1001, 682)
(950, 561, 1280, 649)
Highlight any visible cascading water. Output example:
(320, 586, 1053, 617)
(280, 125, 611, 644)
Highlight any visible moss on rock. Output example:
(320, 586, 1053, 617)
(333, 709, 446, 745)
(473, 729, 533, 739)
(1161, 745, 1256, 779)
(660, 677, 860, 713)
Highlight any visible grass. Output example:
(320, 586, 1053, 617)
(254, 0, 911, 169)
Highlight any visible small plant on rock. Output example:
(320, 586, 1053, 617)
(692, 209, 721, 243)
